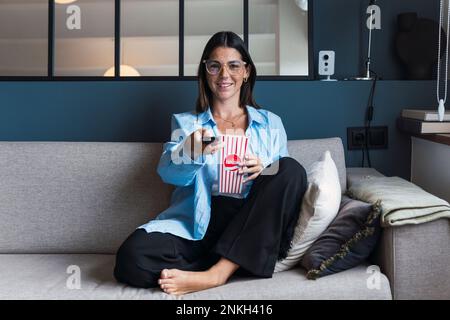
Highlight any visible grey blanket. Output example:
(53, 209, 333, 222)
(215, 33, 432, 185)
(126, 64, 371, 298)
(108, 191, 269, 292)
(347, 176, 450, 227)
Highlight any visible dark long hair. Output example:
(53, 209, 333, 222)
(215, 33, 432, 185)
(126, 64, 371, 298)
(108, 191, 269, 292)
(195, 31, 260, 113)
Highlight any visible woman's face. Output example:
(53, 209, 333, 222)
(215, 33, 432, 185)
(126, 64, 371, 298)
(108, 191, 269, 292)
(205, 46, 250, 105)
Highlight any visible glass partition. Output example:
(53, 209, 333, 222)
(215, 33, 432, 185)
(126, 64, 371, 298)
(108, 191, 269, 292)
(54, 0, 115, 76)
(121, 0, 179, 76)
(184, 0, 243, 76)
(0, 0, 311, 78)
(249, 0, 309, 76)
(0, 0, 48, 76)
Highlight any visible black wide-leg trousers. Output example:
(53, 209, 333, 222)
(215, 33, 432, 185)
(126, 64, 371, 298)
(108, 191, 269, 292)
(114, 157, 307, 288)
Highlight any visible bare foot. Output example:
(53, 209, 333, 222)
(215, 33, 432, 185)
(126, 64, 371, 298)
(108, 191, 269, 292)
(158, 268, 223, 295)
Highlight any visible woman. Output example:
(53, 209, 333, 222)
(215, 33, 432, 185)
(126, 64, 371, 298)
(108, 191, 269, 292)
(114, 31, 307, 295)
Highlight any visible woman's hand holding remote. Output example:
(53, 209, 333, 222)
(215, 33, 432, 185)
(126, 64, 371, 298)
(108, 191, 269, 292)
(186, 128, 223, 160)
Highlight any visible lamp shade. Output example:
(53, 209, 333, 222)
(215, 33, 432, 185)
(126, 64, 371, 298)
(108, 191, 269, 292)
(55, 0, 78, 4)
(295, 0, 308, 11)
(104, 65, 140, 77)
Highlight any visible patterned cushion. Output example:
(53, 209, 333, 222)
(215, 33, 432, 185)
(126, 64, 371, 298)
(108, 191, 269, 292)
(301, 195, 381, 279)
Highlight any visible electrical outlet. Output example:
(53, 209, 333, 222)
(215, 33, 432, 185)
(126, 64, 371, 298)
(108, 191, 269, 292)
(347, 126, 388, 150)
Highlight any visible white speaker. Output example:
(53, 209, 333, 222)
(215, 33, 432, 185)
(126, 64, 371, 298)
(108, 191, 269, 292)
(318, 50, 337, 81)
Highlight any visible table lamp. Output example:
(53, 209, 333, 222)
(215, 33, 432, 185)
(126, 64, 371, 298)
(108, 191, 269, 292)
(354, 0, 379, 80)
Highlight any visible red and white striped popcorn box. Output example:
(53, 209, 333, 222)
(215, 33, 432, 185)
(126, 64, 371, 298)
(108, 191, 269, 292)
(219, 134, 249, 194)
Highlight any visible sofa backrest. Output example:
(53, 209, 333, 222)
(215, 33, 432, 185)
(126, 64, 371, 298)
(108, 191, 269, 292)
(0, 138, 345, 254)
(288, 137, 346, 190)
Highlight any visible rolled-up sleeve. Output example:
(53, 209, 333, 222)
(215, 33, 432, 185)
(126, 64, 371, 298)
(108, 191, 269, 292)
(157, 114, 206, 187)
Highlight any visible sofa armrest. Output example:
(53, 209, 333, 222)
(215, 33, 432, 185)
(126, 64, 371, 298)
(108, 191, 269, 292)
(372, 220, 450, 300)
(346, 167, 385, 188)
(347, 167, 450, 299)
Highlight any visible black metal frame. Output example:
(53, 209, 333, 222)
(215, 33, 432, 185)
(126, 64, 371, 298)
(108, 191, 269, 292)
(114, 0, 120, 78)
(0, 0, 314, 81)
(48, 0, 55, 77)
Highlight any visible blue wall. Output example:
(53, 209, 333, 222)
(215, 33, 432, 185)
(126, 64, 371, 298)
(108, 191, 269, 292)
(315, 0, 439, 80)
(0, 0, 440, 180)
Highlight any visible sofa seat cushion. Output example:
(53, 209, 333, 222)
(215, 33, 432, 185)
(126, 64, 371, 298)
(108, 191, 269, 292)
(0, 254, 391, 300)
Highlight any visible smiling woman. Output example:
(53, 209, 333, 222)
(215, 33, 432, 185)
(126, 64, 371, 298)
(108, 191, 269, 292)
(113, 31, 309, 296)
(203, 47, 250, 112)
(196, 32, 257, 121)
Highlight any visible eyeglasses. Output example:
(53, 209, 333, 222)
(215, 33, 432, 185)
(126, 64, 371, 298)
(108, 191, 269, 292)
(203, 59, 247, 76)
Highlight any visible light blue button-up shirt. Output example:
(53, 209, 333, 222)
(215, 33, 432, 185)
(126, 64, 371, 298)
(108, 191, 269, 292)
(138, 105, 289, 240)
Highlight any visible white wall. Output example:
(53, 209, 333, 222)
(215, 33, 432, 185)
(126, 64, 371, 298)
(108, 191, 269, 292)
(411, 137, 450, 203)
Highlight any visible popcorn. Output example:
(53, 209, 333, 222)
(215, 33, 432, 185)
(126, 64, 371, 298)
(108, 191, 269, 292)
(219, 135, 249, 194)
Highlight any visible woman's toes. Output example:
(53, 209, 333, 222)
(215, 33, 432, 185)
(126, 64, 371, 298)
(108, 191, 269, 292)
(167, 269, 179, 277)
(159, 278, 173, 285)
(167, 288, 178, 295)
(160, 284, 170, 291)
(160, 269, 170, 279)
(163, 286, 176, 294)
(161, 282, 175, 289)
(161, 268, 178, 279)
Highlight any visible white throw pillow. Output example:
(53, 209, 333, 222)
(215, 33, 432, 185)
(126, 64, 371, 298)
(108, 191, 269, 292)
(274, 150, 341, 272)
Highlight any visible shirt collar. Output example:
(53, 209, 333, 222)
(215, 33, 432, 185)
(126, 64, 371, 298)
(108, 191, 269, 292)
(197, 105, 265, 127)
